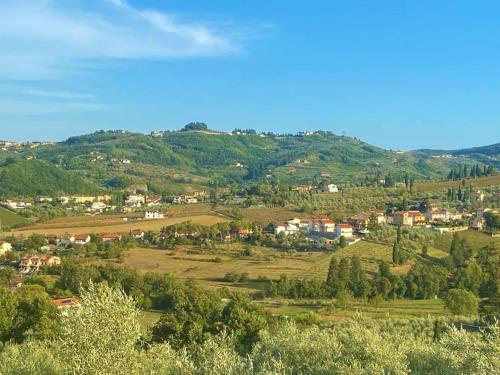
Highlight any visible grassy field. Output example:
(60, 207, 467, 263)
(260, 298, 450, 321)
(120, 245, 332, 286)
(434, 229, 499, 252)
(0, 207, 27, 228)
(9, 214, 228, 237)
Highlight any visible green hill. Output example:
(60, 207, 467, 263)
(2, 127, 497, 195)
(0, 206, 27, 228)
(0, 160, 100, 197)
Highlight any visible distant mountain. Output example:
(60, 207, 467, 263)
(416, 142, 500, 157)
(0, 127, 497, 196)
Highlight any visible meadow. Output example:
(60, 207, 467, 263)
(0, 206, 27, 228)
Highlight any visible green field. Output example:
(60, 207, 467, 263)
(261, 297, 450, 321)
(0, 207, 27, 228)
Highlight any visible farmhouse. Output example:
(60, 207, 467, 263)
(52, 297, 81, 310)
(470, 217, 485, 231)
(2, 200, 32, 210)
(130, 230, 145, 239)
(335, 223, 353, 239)
(322, 183, 339, 193)
(146, 194, 162, 206)
(19, 255, 61, 274)
(308, 216, 335, 233)
(408, 211, 426, 226)
(349, 212, 386, 231)
(144, 210, 164, 219)
(391, 211, 413, 226)
(274, 218, 301, 236)
(98, 233, 123, 242)
(125, 193, 145, 207)
(425, 209, 450, 223)
(471, 190, 485, 202)
(73, 234, 91, 245)
(0, 241, 12, 256)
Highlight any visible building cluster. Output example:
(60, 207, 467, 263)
(19, 255, 61, 274)
(1, 195, 114, 214)
(291, 183, 339, 193)
(274, 216, 354, 239)
(172, 190, 209, 204)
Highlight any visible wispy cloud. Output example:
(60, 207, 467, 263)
(0, 0, 241, 80)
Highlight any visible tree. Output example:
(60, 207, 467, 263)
(422, 245, 428, 257)
(392, 242, 400, 265)
(349, 256, 369, 298)
(444, 288, 479, 316)
(12, 285, 60, 342)
(326, 257, 338, 290)
(338, 235, 347, 248)
(0, 287, 18, 342)
(396, 225, 402, 244)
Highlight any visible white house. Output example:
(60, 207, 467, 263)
(324, 184, 339, 193)
(144, 210, 164, 220)
(335, 223, 354, 239)
(0, 241, 12, 256)
(125, 194, 145, 207)
(73, 234, 91, 245)
(274, 218, 301, 236)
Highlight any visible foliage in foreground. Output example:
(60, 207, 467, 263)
(0, 283, 498, 375)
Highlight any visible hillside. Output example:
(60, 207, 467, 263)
(0, 160, 100, 197)
(1, 127, 497, 196)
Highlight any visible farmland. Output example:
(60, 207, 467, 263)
(120, 245, 332, 288)
(9, 213, 228, 237)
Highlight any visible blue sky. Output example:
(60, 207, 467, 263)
(0, 0, 499, 150)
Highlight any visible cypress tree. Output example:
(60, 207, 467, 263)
(396, 225, 402, 244)
(326, 257, 338, 290)
(392, 242, 400, 264)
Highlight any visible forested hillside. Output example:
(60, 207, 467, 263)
(0, 160, 100, 197)
(1, 126, 498, 196)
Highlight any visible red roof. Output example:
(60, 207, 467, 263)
(337, 223, 353, 229)
(74, 234, 90, 241)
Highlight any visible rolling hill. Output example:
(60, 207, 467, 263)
(1, 126, 497, 196)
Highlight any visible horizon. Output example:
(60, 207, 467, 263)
(0, 125, 497, 152)
(1, 1, 500, 149)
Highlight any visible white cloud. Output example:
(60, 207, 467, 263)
(0, 0, 239, 80)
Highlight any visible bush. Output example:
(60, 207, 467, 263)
(444, 288, 479, 316)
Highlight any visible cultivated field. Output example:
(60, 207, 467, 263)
(9, 214, 228, 237)
(119, 245, 332, 289)
(415, 174, 500, 192)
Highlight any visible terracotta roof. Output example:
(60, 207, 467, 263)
(337, 223, 353, 229)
